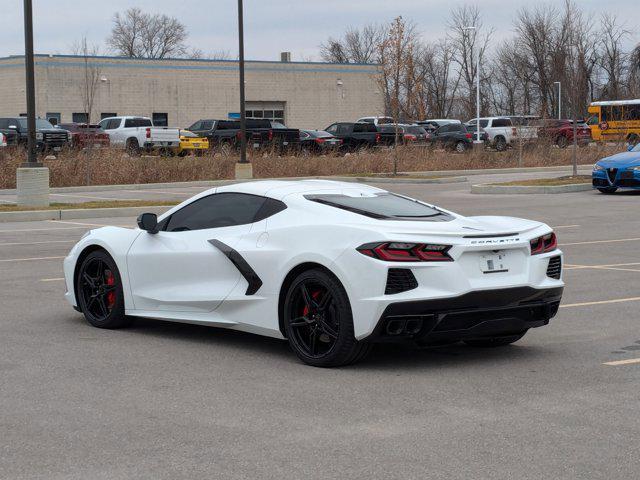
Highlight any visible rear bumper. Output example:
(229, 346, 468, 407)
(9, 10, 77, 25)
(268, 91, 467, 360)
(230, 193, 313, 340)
(366, 286, 563, 342)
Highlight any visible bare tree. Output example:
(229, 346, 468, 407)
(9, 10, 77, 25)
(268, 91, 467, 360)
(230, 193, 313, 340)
(107, 8, 188, 59)
(597, 14, 629, 99)
(448, 5, 493, 119)
(320, 24, 384, 64)
(71, 37, 102, 124)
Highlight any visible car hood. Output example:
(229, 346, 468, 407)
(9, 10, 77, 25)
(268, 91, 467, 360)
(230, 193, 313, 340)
(596, 151, 640, 168)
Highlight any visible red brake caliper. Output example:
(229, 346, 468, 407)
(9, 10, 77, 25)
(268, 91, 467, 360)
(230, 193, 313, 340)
(105, 270, 116, 308)
(302, 290, 322, 316)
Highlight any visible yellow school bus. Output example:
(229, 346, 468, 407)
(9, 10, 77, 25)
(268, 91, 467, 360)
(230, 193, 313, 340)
(587, 100, 640, 144)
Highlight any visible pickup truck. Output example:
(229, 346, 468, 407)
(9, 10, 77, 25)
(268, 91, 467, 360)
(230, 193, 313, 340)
(186, 119, 299, 154)
(466, 117, 537, 151)
(0, 117, 70, 153)
(97, 116, 180, 155)
(324, 122, 395, 151)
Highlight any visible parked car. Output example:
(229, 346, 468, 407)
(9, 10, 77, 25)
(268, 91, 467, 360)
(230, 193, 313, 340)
(536, 119, 592, 148)
(592, 143, 640, 194)
(0, 132, 6, 148)
(378, 124, 430, 145)
(57, 123, 110, 149)
(299, 130, 342, 154)
(416, 119, 461, 133)
(324, 122, 395, 151)
(467, 126, 489, 143)
(65, 180, 563, 367)
(97, 116, 180, 155)
(465, 117, 520, 151)
(187, 119, 299, 154)
(0, 117, 70, 153)
(177, 130, 209, 157)
(356, 116, 394, 126)
(429, 123, 473, 152)
(0, 124, 19, 146)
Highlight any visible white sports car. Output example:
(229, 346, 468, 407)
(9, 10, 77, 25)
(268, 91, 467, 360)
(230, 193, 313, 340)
(64, 180, 564, 367)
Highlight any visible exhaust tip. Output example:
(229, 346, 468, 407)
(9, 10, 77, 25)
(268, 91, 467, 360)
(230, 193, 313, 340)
(385, 319, 405, 336)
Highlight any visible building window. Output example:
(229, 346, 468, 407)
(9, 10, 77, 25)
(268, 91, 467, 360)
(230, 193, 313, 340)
(152, 113, 168, 127)
(72, 112, 88, 123)
(246, 102, 285, 125)
(46, 112, 61, 125)
(101, 112, 117, 120)
(19, 113, 27, 117)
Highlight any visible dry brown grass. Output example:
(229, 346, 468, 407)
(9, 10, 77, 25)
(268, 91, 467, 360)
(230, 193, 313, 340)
(0, 143, 620, 189)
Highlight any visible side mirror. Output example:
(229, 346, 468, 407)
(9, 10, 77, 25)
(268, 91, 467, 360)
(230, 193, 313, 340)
(137, 213, 159, 234)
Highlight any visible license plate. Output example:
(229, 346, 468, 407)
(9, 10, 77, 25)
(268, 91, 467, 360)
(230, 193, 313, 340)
(253, 143, 260, 148)
(480, 252, 509, 274)
(93, 143, 102, 148)
(283, 141, 289, 145)
(53, 146, 62, 151)
(193, 143, 200, 147)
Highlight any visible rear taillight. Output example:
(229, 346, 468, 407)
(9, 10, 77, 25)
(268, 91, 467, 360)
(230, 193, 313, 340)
(512, 127, 517, 136)
(530, 232, 557, 255)
(315, 138, 325, 144)
(357, 242, 453, 262)
(268, 129, 273, 141)
(375, 133, 381, 143)
(465, 133, 472, 139)
(146, 127, 151, 139)
(403, 134, 417, 141)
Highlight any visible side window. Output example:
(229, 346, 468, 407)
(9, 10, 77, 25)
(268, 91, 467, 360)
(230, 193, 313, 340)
(108, 119, 121, 130)
(98, 119, 108, 130)
(479, 120, 489, 128)
(0, 119, 9, 129)
(124, 118, 135, 128)
(188, 121, 202, 131)
(325, 124, 337, 134)
(165, 193, 271, 232)
(337, 124, 351, 135)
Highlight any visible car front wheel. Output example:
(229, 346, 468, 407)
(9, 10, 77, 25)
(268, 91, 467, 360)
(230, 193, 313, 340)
(76, 250, 131, 329)
(283, 269, 371, 367)
(597, 187, 618, 194)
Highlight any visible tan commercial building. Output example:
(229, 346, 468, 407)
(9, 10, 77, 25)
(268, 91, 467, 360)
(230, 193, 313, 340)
(0, 54, 383, 130)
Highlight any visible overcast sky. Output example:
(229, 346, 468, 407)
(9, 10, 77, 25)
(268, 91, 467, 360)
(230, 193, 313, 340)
(1, 0, 638, 61)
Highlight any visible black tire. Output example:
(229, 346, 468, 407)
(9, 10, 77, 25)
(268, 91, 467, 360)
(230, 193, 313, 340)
(219, 142, 232, 157)
(494, 136, 507, 152)
(454, 141, 467, 153)
(463, 330, 527, 348)
(283, 268, 371, 367)
(597, 187, 618, 194)
(177, 150, 189, 157)
(76, 250, 131, 329)
(628, 134, 639, 147)
(126, 138, 140, 156)
(555, 136, 568, 148)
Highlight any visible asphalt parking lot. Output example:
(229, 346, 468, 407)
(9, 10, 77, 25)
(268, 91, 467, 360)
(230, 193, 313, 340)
(1, 175, 639, 479)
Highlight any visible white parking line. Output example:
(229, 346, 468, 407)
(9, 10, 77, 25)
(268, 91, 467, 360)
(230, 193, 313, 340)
(560, 297, 640, 308)
(0, 256, 65, 263)
(0, 226, 86, 233)
(0, 240, 75, 247)
(603, 358, 640, 366)
(41, 277, 65, 282)
(48, 220, 131, 228)
(560, 237, 640, 246)
(120, 189, 194, 195)
(0, 199, 16, 204)
(50, 193, 142, 201)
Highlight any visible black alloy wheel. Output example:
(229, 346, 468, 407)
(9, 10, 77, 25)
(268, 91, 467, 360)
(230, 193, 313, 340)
(77, 250, 130, 329)
(283, 269, 371, 367)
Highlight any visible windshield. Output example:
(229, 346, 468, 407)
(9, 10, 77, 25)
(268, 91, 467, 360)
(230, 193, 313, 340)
(630, 143, 640, 152)
(305, 192, 452, 221)
(18, 118, 54, 129)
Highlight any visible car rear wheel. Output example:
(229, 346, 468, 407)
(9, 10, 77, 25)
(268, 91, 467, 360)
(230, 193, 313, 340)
(76, 250, 131, 329)
(494, 136, 507, 151)
(283, 269, 371, 367)
(126, 138, 140, 156)
(463, 330, 527, 347)
(597, 187, 618, 194)
(455, 141, 467, 153)
(555, 136, 568, 148)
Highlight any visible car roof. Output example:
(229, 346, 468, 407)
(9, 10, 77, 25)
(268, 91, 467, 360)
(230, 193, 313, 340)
(216, 179, 383, 199)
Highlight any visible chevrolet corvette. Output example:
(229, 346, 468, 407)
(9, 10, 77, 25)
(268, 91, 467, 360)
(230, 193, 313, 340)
(64, 180, 564, 367)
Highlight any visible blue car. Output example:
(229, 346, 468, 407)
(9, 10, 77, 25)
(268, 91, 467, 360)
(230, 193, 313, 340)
(592, 143, 640, 194)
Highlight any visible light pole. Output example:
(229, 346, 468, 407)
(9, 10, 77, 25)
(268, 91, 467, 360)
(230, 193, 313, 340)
(16, 0, 49, 207)
(463, 26, 481, 144)
(554, 81, 561, 119)
(235, 0, 252, 179)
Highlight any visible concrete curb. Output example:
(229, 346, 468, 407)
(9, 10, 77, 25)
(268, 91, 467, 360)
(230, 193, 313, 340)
(331, 176, 467, 184)
(471, 183, 593, 194)
(0, 164, 593, 195)
(0, 205, 171, 223)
